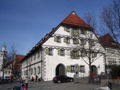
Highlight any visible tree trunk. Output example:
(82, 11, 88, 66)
(89, 63, 93, 83)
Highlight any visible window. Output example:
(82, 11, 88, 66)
(108, 58, 116, 65)
(71, 65, 75, 72)
(71, 29, 80, 36)
(80, 65, 85, 73)
(73, 38, 79, 44)
(58, 49, 65, 56)
(38, 66, 40, 74)
(34, 67, 36, 75)
(45, 48, 53, 55)
(37, 51, 40, 58)
(54, 36, 61, 43)
(89, 40, 95, 46)
(81, 50, 87, 57)
(92, 52, 97, 58)
(64, 37, 70, 44)
(70, 50, 80, 59)
(81, 39, 87, 45)
(64, 27, 70, 32)
(81, 29, 86, 34)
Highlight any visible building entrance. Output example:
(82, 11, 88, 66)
(56, 64, 65, 76)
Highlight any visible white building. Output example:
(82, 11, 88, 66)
(0, 45, 12, 78)
(100, 34, 120, 73)
(21, 11, 105, 81)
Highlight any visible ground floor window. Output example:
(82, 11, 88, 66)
(80, 65, 85, 73)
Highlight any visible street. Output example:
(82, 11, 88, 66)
(0, 80, 120, 90)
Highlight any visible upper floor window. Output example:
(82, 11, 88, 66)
(70, 50, 80, 59)
(81, 39, 87, 45)
(64, 27, 70, 32)
(54, 36, 61, 43)
(58, 49, 65, 56)
(71, 29, 80, 37)
(37, 51, 40, 58)
(81, 50, 87, 57)
(73, 38, 79, 44)
(81, 29, 86, 34)
(64, 37, 70, 44)
(89, 40, 95, 46)
(34, 53, 36, 60)
(45, 48, 53, 55)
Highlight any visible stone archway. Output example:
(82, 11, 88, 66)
(91, 65, 98, 76)
(56, 64, 65, 76)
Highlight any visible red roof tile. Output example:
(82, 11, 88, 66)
(61, 11, 91, 28)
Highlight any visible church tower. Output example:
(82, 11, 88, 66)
(0, 45, 7, 72)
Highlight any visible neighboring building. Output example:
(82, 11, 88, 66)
(100, 34, 120, 65)
(13, 55, 24, 78)
(0, 45, 12, 78)
(3, 60, 13, 78)
(21, 11, 105, 81)
(100, 34, 120, 73)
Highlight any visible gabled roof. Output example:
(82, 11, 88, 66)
(100, 33, 119, 48)
(61, 11, 91, 28)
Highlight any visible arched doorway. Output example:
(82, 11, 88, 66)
(91, 65, 98, 76)
(56, 64, 65, 76)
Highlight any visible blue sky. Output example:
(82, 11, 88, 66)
(0, 0, 112, 55)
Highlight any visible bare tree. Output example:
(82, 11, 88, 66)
(7, 45, 17, 61)
(101, 0, 120, 46)
(84, 12, 96, 30)
(78, 13, 105, 83)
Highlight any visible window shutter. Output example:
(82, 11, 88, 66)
(83, 40, 86, 45)
(82, 51, 87, 57)
(67, 66, 71, 72)
(64, 38, 67, 43)
(54, 36, 57, 42)
(45, 48, 49, 55)
(64, 27, 67, 31)
(58, 50, 61, 55)
(70, 51, 74, 59)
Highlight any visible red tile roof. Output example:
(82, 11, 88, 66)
(15, 55, 24, 63)
(100, 33, 119, 48)
(61, 11, 91, 28)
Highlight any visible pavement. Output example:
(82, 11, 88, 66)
(0, 78, 120, 90)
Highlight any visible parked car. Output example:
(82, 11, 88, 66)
(53, 75, 73, 83)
